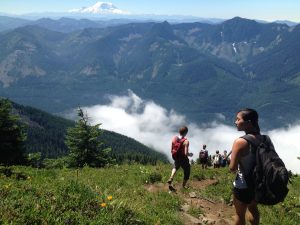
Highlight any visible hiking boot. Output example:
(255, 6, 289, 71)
(167, 178, 173, 185)
(168, 185, 176, 192)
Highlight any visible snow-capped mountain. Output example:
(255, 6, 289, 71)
(69, 2, 128, 15)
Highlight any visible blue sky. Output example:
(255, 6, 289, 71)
(1, 0, 300, 22)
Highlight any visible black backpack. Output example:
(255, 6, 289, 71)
(242, 134, 289, 205)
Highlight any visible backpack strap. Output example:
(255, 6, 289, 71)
(177, 136, 187, 144)
(176, 136, 187, 151)
(241, 134, 266, 153)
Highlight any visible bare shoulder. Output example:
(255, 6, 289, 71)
(232, 137, 248, 152)
(230, 137, 249, 171)
(233, 137, 248, 145)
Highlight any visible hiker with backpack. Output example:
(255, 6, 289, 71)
(213, 150, 221, 168)
(199, 144, 209, 169)
(167, 126, 192, 189)
(229, 108, 288, 225)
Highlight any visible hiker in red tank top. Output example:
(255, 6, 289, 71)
(167, 126, 191, 189)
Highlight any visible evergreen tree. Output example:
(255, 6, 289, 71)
(65, 108, 112, 167)
(0, 99, 26, 165)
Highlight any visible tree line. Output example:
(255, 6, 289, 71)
(0, 99, 167, 167)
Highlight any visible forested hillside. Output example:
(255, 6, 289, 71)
(11, 101, 168, 164)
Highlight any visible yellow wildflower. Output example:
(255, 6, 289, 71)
(107, 195, 113, 201)
(4, 183, 11, 189)
(100, 202, 107, 208)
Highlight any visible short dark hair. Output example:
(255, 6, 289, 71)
(179, 126, 188, 135)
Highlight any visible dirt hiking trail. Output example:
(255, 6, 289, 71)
(145, 179, 235, 225)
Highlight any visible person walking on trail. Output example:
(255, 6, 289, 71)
(229, 108, 261, 225)
(213, 150, 221, 168)
(199, 144, 208, 169)
(167, 126, 192, 189)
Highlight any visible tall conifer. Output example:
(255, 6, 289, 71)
(0, 99, 26, 165)
(65, 108, 112, 167)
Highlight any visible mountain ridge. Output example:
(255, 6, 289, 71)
(1, 17, 300, 128)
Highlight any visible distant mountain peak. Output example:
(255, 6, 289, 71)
(69, 2, 128, 15)
(148, 21, 177, 40)
(223, 16, 257, 25)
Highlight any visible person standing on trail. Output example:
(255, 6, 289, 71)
(213, 150, 221, 168)
(229, 108, 260, 225)
(222, 150, 229, 167)
(199, 144, 209, 169)
(167, 126, 192, 189)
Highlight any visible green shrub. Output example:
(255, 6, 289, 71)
(188, 206, 203, 218)
(148, 172, 162, 183)
(43, 157, 69, 169)
(26, 152, 42, 168)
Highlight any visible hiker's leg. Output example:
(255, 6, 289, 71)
(247, 201, 259, 225)
(168, 168, 176, 184)
(182, 159, 190, 188)
(182, 179, 188, 188)
(168, 161, 179, 184)
(170, 168, 177, 178)
(233, 195, 247, 225)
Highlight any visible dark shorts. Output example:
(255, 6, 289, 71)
(200, 158, 208, 164)
(233, 187, 255, 204)
(174, 158, 190, 180)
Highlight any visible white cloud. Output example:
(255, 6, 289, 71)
(71, 90, 300, 174)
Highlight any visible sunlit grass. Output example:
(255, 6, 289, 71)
(0, 164, 299, 224)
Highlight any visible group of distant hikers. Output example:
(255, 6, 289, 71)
(199, 145, 230, 169)
(167, 108, 289, 225)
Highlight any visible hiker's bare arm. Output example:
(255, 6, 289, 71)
(171, 136, 176, 150)
(184, 140, 189, 156)
(229, 138, 248, 172)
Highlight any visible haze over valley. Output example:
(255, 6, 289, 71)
(69, 91, 300, 173)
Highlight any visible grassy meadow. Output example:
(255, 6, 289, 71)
(0, 164, 299, 225)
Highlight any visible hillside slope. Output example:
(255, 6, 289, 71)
(0, 165, 299, 224)
(11, 101, 168, 163)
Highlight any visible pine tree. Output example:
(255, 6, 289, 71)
(65, 108, 112, 167)
(0, 99, 26, 165)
